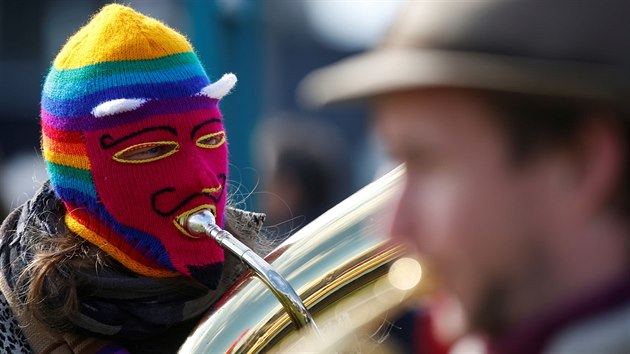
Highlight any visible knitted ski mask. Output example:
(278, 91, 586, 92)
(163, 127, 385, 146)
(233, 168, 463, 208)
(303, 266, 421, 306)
(41, 4, 236, 289)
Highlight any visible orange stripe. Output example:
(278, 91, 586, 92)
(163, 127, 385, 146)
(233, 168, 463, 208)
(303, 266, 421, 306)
(65, 213, 179, 278)
(44, 149, 91, 170)
(42, 134, 87, 155)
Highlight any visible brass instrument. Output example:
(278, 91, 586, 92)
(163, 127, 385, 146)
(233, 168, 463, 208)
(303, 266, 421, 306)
(179, 165, 433, 353)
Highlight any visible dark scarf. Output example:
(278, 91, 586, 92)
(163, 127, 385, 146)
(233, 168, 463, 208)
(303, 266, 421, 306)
(0, 182, 267, 353)
(486, 272, 630, 354)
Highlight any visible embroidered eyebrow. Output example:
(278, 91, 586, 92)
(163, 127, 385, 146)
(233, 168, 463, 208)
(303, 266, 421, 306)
(100, 126, 178, 149)
(190, 118, 222, 140)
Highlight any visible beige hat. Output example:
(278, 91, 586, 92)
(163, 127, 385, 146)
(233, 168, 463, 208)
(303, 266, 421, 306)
(299, 0, 630, 107)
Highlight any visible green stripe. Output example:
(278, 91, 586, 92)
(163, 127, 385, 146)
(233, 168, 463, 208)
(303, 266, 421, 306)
(47, 162, 93, 184)
(46, 52, 200, 83)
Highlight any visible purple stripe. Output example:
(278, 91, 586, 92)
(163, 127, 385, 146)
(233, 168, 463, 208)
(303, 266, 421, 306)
(41, 75, 210, 118)
(41, 96, 219, 131)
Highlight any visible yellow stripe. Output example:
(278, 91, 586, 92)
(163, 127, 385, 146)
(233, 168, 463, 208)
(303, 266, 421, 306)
(65, 213, 179, 278)
(44, 150, 91, 170)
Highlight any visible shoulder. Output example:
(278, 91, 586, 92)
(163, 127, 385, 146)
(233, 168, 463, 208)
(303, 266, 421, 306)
(544, 301, 630, 354)
(0, 181, 63, 244)
(0, 290, 32, 353)
(224, 207, 266, 236)
(224, 206, 270, 256)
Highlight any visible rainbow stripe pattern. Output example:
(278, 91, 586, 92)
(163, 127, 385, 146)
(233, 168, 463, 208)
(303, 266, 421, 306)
(40, 4, 215, 277)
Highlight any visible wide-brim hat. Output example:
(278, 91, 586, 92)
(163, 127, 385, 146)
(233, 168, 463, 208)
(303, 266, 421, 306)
(299, 0, 630, 107)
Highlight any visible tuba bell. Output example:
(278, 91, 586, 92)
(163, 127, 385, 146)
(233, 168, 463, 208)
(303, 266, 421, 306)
(179, 165, 434, 353)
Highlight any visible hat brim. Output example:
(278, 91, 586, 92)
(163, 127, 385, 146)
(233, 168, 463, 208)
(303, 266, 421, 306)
(298, 49, 630, 108)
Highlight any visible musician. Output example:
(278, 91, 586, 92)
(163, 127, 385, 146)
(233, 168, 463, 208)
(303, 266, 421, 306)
(301, 1, 630, 353)
(0, 5, 269, 354)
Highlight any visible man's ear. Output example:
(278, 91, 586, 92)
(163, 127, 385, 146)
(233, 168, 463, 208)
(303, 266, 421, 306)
(198, 73, 237, 99)
(572, 116, 624, 218)
(92, 98, 147, 117)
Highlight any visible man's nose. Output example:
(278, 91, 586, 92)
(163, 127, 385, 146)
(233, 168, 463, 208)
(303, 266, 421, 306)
(389, 182, 420, 253)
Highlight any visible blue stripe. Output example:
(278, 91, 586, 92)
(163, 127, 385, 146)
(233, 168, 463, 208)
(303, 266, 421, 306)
(49, 173, 97, 198)
(54, 183, 98, 208)
(42, 76, 210, 118)
(44, 63, 207, 100)
(56, 186, 176, 271)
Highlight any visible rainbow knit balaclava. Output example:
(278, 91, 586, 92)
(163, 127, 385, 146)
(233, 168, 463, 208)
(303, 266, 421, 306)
(41, 4, 236, 289)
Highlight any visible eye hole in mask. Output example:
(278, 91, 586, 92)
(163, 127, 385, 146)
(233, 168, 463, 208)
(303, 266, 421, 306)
(113, 141, 180, 163)
(196, 131, 226, 149)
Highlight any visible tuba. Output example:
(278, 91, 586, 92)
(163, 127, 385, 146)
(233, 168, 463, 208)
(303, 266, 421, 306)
(179, 165, 434, 353)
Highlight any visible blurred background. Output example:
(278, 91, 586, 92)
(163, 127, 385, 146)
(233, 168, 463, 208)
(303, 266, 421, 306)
(0, 0, 403, 232)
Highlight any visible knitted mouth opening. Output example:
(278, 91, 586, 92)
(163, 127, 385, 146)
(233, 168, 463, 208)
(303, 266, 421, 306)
(173, 204, 216, 239)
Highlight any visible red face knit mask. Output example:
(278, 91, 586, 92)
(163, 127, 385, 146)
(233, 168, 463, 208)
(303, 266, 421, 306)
(41, 4, 237, 288)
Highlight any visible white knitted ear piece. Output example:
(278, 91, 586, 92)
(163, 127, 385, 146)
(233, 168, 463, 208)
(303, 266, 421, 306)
(92, 98, 148, 117)
(198, 73, 237, 99)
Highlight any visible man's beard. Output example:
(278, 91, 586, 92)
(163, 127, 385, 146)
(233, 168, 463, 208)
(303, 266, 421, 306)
(468, 279, 510, 336)
(466, 236, 550, 337)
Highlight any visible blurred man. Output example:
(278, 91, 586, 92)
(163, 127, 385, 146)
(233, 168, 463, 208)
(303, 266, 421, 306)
(301, 1, 630, 353)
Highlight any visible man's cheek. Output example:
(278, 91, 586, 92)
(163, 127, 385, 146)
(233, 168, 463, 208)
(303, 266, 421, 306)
(419, 178, 466, 251)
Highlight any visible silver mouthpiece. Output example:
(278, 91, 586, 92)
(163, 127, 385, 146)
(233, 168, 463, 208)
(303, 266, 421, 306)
(178, 209, 219, 237)
(180, 210, 320, 335)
